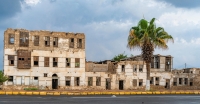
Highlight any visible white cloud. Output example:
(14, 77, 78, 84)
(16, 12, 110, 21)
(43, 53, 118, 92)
(2, 0, 200, 69)
(24, 0, 41, 5)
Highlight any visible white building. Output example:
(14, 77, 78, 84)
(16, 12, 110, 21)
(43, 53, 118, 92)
(4, 28, 86, 90)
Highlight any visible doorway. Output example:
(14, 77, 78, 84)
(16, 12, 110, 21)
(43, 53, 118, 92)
(52, 74, 58, 89)
(119, 80, 124, 90)
(106, 78, 111, 90)
(165, 79, 170, 89)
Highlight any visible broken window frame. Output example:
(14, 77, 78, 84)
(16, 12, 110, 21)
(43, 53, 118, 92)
(88, 77, 93, 86)
(69, 38, 74, 48)
(19, 32, 29, 47)
(165, 57, 171, 71)
(139, 79, 143, 86)
(139, 65, 143, 72)
(8, 76, 13, 82)
(8, 55, 15, 66)
(133, 65, 137, 72)
(173, 78, 177, 86)
(155, 56, 160, 69)
(121, 65, 125, 72)
(184, 78, 188, 85)
(53, 57, 58, 67)
(9, 34, 15, 44)
(17, 50, 31, 69)
(65, 77, 71, 86)
(77, 38, 82, 48)
(75, 58, 80, 68)
(150, 77, 154, 84)
(34, 35, 39, 46)
(44, 36, 50, 47)
(33, 56, 39, 67)
(179, 78, 182, 85)
(53, 37, 58, 47)
(96, 77, 101, 86)
(66, 58, 71, 67)
(74, 77, 80, 86)
(155, 77, 159, 81)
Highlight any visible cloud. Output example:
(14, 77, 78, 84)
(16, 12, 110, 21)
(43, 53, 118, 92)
(0, 0, 200, 69)
(158, 0, 200, 8)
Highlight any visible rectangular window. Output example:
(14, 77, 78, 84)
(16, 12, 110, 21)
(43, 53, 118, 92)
(66, 77, 71, 86)
(139, 79, 143, 86)
(96, 77, 101, 86)
(88, 77, 93, 86)
(44, 73, 47, 77)
(17, 50, 31, 69)
(53, 57, 58, 67)
(34, 77, 38, 80)
(185, 78, 188, 85)
(9, 34, 15, 44)
(77, 38, 82, 48)
(34, 36, 39, 46)
(173, 78, 177, 86)
(133, 65, 137, 72)
(33, 56, 39, 66)
(150, 77, 154, 84)
(8, 55, 14, 66)
(179, 78, 182, 85)
(44, 57, 49, 67)
(121, 65, 125, 72)
(69, 38, 74, 48)
(19, 32, 29, 47)
(45, 36, 50, 47)
(66, 58, 70, 67)
(74, 77, 80, 86)
(8, 76, 13, 82)
(75, 58, 80, 68)
(156, 77, 159, 81)
(53, 37, 58, 47)
(155, 57, 160, 69)
(139, 65, 143, 72)
(133, 79, 137, 86)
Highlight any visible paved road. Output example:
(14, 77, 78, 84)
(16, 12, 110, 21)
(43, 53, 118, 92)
(0, 95, 200, 104)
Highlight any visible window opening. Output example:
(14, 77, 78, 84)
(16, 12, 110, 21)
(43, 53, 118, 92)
(75, 58, 80, 68)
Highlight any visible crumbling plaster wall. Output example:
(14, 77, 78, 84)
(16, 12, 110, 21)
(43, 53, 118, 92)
(4, 28, 86, 90)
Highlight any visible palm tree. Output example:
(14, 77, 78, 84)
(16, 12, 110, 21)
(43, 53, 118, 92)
(127, 18, 174, 90)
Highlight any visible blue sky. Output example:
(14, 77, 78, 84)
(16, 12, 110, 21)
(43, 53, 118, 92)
(0, 0, 200, 69)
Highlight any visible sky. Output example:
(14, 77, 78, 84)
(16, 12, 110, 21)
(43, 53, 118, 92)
(0, 0, 200, 69)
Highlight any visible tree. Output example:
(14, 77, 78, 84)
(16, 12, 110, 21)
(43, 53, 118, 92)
(0, 71, 8, 85)
(127, 18, 173, 90)
(112, 52, 128, 61)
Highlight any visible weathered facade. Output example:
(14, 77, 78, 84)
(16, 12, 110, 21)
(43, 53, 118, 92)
(3, 28, 200, 91)
(85, 54, 173, 90)
(171, 68, 200, 90)
(4, 28, 86, 90)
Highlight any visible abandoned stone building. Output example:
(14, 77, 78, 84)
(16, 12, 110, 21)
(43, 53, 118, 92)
(85, 54, 173, 90)
(3, 28, 200, 90)
(171, 68, 200, 90)
(3, 28, 86, 90)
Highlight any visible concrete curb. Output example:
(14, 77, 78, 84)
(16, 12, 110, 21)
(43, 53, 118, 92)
(0, 91, 199, 95)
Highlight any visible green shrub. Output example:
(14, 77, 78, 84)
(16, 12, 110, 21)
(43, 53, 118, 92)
(24, 88, 38, 90)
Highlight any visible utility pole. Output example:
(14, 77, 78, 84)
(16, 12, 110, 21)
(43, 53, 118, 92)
(185, 63, 186, 69)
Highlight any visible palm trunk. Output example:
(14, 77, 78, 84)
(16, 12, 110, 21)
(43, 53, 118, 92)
(146, 62, 150, 91)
